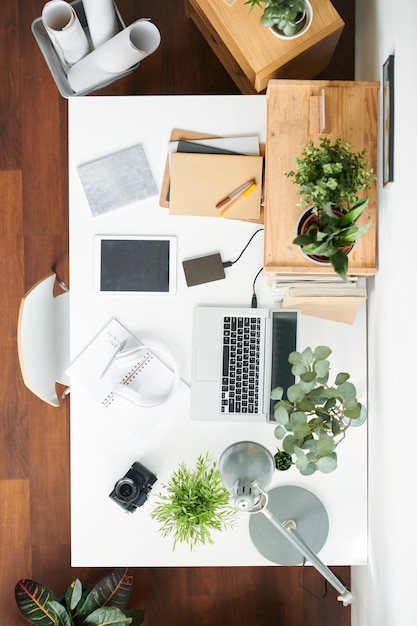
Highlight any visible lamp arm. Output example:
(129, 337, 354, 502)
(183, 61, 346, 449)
(261, 506, 354, 607)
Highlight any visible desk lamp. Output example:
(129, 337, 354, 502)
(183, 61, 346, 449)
(219, 441, 354, 606)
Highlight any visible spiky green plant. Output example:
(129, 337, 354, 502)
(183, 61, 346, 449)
(151, 453, 236, 550)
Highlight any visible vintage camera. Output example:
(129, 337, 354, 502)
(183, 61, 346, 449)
(109, 461, 157, 513)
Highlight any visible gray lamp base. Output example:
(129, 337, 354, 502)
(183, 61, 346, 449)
(248, 485, 329, 565)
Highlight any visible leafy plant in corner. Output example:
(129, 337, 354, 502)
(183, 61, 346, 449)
(15, 567, 144, 626)
(271, 346, 365, 475)
(286, 136, 376, 281)
(151, 452, 236, 550)
(245, 0, 306, 36)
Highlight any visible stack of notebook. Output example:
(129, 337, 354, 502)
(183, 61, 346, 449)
(159, 129, 264, 222)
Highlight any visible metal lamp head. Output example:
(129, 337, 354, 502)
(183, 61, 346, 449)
(219, 441, 275, 511)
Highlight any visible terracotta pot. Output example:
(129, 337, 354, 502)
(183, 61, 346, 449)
(296, 206, 354, 264)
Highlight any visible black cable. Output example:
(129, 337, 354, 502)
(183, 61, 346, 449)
(251, 267, 263, 308)
(221, 227, 264, 308)
(297, 559, 328, 600)
(222, 227, 264, 268)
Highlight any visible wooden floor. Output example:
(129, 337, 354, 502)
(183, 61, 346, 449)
(1, 1, 354, 623)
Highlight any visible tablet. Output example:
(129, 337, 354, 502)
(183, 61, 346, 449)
(94, 235, 177, 295)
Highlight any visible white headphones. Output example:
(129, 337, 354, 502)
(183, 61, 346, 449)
(112, 345, 180, 408)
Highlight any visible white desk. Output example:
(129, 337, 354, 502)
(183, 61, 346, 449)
(69, 96, 367, 567)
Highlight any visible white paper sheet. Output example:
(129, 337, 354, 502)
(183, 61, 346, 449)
(67, 19, 161, 94)
(82, 0, 119, 49)
(42, 0, 89, 66)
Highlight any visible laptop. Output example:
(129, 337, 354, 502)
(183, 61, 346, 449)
(190, 306, 299, 422)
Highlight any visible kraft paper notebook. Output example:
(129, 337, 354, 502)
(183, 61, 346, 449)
(168, 152, 263, 220)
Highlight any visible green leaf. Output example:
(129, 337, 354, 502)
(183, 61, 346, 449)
(274, 404, 289, 426)
(274, 424, 287, 439)
(77, 569, 134, 622)
(15, 579, 58, 625)
(300, 462, 317, 476)
(313, 346, 332, 360)
(283, 434, 302, 454)
(299, 370, 316, 383)
(344, 404, 361, 419)
(337, 381, 357, 401)
(65, 578, 83, 613)
(314, 359, 329, 378)
(335, 372, 349, 385)
(288, 350, 303, 365)
(294, 447, 309, 470)
(48, 601, 72, 626)
(316, 454, 338, 473)
(293, 422, 312, 439)
(288, 410, 307, 425)
(270, 386, 284, 400)
(316, 435, 335, 456)
(330, 249, 348, 281)
(83, 607, 132, 626)
(287, 383, 305, 403)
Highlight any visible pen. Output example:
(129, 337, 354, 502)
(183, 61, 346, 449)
(220, 182, 257, 218)
(100, 340, 126, 379)
(216, 179, 256, 209)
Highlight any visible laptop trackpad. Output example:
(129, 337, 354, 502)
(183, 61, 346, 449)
(195, 346, 219, 381)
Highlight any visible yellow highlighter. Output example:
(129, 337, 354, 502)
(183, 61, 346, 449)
(220, 182, 257, 218)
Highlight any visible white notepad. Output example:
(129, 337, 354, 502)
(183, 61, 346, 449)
(67, 318, 188, 437)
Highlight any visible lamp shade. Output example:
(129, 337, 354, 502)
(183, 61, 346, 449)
(219, 441, 275, 510)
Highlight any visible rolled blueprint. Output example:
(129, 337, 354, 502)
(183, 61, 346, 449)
(67, 20, 161, 94)
(82, 0, 119, 49)
(42, 0, 89, 66)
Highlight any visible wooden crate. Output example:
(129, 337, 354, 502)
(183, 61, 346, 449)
(264, 80, 379, 277)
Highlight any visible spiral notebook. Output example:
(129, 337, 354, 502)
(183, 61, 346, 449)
(67, 318, 188, 437)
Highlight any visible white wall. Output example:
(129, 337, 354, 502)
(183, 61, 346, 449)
(352, 1, 417, 625)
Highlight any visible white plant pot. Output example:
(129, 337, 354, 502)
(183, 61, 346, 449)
(269, 0, 313, 40)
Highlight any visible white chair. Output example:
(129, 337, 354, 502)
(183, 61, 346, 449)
(17, 273, 70, 407)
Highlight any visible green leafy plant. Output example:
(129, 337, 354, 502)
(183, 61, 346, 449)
(151, 453, 236, 550)
(285, 136, 376, 280)
(285, 136, 376, 210)
(293, 198, 371, 281)
(245, 0, 306, 36)
(15, 567, 144, 626)
(271, 346, 365, 475)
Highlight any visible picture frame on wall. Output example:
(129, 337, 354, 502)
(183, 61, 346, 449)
(383, 54, 394, 185)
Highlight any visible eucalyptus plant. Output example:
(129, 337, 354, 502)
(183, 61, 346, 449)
(151, 453, 236, 550)
(15, 568, 144, 626)
(271, 346, 364, 475)
(245, 0, 306, 36)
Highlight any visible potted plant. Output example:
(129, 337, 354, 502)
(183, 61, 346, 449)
(245, 0, 313, 39)
(285, 135, 376, 281)
(151, 453, 236, 550)
(271, 345, 366, 475)
(15, 567, 144, 625)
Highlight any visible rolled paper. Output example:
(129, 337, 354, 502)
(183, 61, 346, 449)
(82, 0, 119, 49)
(42, 0, 89, 66)
(67, 20, 161, 94)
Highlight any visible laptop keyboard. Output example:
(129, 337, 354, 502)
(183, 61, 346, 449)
(221, 315, 262, 414)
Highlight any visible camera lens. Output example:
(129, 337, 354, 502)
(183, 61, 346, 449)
(114, 478, 138, 502)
